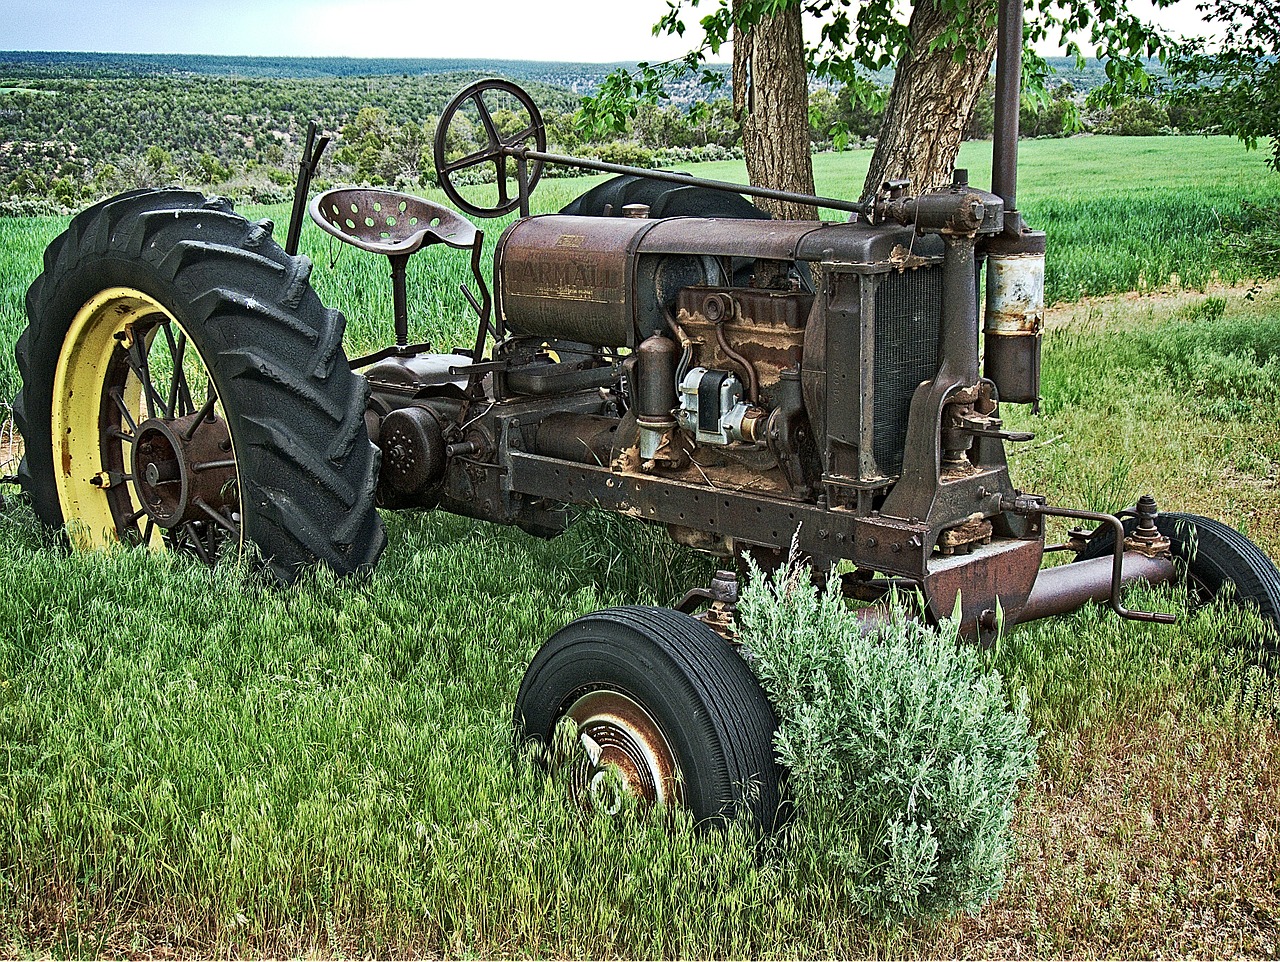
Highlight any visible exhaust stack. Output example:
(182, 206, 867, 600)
(983, 0, 1046, 408)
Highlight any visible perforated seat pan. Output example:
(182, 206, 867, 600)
(309, 187, 477, 254)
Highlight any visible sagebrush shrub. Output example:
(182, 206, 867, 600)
(738, 561, 1038, 924)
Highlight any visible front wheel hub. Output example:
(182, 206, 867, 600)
(132, 412, 236, 528)
(563, 690, 682, 810)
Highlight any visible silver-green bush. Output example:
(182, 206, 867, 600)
(738, 562, 1038, 924)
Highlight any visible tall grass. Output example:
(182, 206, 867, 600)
(1, 140, 1279, 956)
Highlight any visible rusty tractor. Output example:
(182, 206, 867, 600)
(13, 0, 1280, 828)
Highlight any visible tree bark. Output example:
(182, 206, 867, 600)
(733, 1, 817, 220)
(864, 0, 998, 197)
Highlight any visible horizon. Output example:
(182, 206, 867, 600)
(0, 0, 1216, 62)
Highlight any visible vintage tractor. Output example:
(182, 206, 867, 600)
(12, 0, 1280, 829)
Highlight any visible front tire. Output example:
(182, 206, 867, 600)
(15, 189, 384, 580)
(515, 606, 783, 830)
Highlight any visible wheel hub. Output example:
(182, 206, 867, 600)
(132, 412, 236, 529)
(563, 690, 681, 810)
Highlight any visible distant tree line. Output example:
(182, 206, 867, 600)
(0, 66, 1237, 216)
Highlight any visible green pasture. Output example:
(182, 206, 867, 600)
(1, 136, 1279, 956)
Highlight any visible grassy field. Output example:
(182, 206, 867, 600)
(1, 137, 1279, 956)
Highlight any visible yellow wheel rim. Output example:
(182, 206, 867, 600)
(51, 287, 242, 558)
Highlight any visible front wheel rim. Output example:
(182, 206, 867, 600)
(51, 287, 243, 560)
(561, 689, 683, 812)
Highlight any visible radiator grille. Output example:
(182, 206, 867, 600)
(872, 267, 943, 476)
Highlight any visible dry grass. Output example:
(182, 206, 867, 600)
(917, 712, 1280, 958)
(1, 412, 21, 478)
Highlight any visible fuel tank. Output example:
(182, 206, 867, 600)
(494, 214, 727, 347)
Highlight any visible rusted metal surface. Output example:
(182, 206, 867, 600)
(983, 230, 1046, 405)
(937, 516, 994, 555)
(676, 569, 742, 640)
(286, 121, 330, 257)
(637, 217, 824, 260)
(888, 243, 934, 271)
(923, 537, 1043, 634)
(676, 568, 740, 613)
(132, 411, 236, 529)
(563, 690, 682, 810)
(433, 78, 547, 219)
(795, 222, 944, 265)
(311, 187, 478, 254)
(877, 184, 1003, 236)
(313, 185, 489, 354)
(353, 74, 1203, 650)
(851, 515, 932, 578)
(496, 215, 656, 346)
(533, 413, 618, 466)
(676, 287, 813, 404)
(992, 0, 1024, 228)
(378, 406, 446, 499)
(1005, 495, 1177, 624)
(514, 146, 870, 218)
(1125, 495, 1173, 558)
(1021, 552, 1176, 622)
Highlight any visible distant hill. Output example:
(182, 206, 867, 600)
(0, 51, 645, 89)
(0, 49, 1133, 94)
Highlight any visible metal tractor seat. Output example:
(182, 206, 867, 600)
(310, 187, 483, 349)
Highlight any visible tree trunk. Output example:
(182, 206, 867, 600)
(733, 1, 817, 220)
(864, 0, 998, 197)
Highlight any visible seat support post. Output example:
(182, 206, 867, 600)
(389, 252, 410, 348)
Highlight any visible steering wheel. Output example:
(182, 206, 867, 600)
(433, 79, 546, 218)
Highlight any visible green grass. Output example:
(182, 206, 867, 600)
(1, 139, 1279, 956)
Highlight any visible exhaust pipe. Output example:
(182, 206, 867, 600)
(984, 0, 1047, 408)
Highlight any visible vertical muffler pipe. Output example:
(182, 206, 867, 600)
(985, 0, 1046, 407)
(991, 0, 1022, 224)
(984, 230, 1045, 405)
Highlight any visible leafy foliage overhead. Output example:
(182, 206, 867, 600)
(1166, 0, 1280, 170)
(581, 0, 1180, 136)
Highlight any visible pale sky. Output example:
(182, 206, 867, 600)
(0, 0, 1215, 61)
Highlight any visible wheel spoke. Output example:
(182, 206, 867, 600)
(123, 336, 170, 419)
(194, 498, 241, 539)
(192, 458, 236, 473)
(496, 166, 510, 205)
(182, 387, 220, 442)
(442, 145, 500, 176)
(180, 522, 212, 564)
(503, 124, 540, 149)
(109, 386, 138, 432)
(473, 92, 500, 149)
(162, 324, 194, 417)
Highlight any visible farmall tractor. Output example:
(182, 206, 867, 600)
(13, 0, 1280, 828)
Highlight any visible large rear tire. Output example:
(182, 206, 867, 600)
(15, 188, 385, 580)
(559, 174, 772, 220)
(515, 606, 783, 830)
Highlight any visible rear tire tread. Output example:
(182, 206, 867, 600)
(15, 188, 384, 578)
